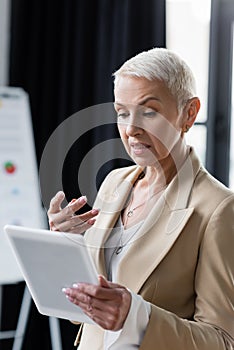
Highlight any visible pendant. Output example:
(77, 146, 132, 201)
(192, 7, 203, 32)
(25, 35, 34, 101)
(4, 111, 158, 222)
(115, 246, 123, 254)
(127, 210, 134, 217)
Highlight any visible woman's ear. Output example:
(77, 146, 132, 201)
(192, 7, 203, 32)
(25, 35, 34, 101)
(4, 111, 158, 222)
(181, 97, 200, 133)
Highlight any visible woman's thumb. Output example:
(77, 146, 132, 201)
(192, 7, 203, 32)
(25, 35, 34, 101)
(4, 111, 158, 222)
(98, 275, 110, 288)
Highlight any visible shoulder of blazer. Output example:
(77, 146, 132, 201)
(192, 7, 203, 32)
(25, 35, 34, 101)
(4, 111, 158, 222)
(192, 165, 234, 202)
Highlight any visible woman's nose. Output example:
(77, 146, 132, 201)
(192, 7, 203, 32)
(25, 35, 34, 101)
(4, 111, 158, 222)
(125, 117, 143, 136)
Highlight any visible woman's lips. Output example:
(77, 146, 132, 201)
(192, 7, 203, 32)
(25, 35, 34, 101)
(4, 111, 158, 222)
(130, 142, 150, 155)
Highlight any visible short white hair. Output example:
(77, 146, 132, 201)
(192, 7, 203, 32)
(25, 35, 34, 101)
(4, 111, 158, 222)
(113, 48, 197, 112)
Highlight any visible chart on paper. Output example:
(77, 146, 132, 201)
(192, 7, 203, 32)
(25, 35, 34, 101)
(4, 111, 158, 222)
(0, 87, 45, 283)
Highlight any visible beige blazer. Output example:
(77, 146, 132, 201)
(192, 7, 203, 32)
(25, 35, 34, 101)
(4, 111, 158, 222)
(77, 149, 234, 350)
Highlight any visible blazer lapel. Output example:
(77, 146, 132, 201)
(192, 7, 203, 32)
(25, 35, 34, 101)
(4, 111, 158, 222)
(116, 150, 200, 292)
(86, 148, 201, 290)
(85, 166, 143, 276)
(116, 201, 194, 292)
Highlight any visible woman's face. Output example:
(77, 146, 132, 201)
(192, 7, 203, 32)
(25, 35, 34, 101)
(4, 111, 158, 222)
(114, 76, 183, 167)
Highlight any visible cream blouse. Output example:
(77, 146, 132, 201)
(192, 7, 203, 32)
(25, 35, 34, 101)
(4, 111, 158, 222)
(103, 217, 151, 349)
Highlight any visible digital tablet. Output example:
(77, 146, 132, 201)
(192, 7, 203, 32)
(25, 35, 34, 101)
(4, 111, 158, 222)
(4, 224, 98, 324)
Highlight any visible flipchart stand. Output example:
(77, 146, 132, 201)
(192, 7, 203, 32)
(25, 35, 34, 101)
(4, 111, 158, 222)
(0, 87, 62, 349)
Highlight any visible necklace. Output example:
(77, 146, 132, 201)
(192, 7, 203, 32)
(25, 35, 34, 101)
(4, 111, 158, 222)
(126, 188, 165, 218)
(115, 186, 166, 254)
(115, 220, 143, 254)
(105, 218, 144, 279)
(106, 182, 167, 279)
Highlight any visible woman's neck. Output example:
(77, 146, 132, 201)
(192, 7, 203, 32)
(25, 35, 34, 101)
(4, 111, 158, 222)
(140, 138, 189, 190)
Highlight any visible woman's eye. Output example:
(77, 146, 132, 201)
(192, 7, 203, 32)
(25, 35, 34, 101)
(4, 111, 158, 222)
(142, 111, 157, 118)
(117, 112, 129, 118)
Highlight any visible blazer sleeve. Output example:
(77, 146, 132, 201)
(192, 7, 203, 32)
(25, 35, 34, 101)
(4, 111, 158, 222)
(139, 194, 234, 350)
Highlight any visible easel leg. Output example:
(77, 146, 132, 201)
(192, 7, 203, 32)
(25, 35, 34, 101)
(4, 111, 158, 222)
(12, 285, 31, 350)
(0, 284, 63, 349)
(49, 317, 62, 350)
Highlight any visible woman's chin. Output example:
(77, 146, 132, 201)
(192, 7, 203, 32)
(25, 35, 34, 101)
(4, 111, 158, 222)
(131, 151, 171, 168)
(131, 154, 160, 167)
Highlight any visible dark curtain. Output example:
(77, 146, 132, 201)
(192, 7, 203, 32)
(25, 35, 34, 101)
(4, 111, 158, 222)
(2, 0, 165, 349)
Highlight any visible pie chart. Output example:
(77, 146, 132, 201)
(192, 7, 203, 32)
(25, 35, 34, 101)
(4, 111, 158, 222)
(4, 161, 16, 174)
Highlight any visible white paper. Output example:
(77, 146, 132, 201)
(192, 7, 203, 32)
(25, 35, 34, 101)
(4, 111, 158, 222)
(0, 87, 45, 283)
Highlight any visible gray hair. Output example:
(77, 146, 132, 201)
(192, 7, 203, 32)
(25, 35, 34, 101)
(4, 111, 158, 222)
(113, 47, 197, 113)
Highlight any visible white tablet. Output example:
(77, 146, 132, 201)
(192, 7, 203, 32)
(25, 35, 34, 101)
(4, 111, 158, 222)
(4, 224, 98, 324)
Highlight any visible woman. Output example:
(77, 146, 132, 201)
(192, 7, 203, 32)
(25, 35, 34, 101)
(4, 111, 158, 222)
(48, 48, 234, 349)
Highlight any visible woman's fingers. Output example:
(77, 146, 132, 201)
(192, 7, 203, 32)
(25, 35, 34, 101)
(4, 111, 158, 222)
(63, 281, 131, 330)
(48, 191, 66, 230)
(48, 192, 99, 233)
(54, 196, 87, 223)
(98, 275, 121, 289)
(48, 191, 65, 214)
(98, 275, 110, 288)
(66, 293, 122, 330)
(67, 283, 122, 302)
(54, 209, 99, 233)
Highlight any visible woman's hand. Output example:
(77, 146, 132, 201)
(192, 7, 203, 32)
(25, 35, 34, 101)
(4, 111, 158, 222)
(47, 191, 99, 234)
(63, 275, 131, 331)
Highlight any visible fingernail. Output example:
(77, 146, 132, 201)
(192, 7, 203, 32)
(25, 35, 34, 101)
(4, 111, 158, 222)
(78, 196, 87, 204)
(68, 198, 77, 206)
(72, 283, 79, 288)
(88, 218, 96, 225)
(62, 287, 71, 294)
(91, 208, 99, 215)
